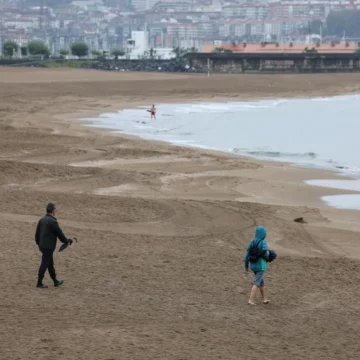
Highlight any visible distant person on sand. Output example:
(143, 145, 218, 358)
(147, 104, 156, 120)
(244, 226, 272, 306)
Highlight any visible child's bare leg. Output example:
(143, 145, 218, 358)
(259, 286, 269, 303)
(248, 285, 258, 305)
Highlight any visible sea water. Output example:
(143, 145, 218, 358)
(80, 94, 360, 210)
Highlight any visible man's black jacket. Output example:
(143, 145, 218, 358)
(35, 214, 69, 250)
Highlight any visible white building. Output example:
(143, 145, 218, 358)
(125, 31, 149, 59)
(152, 47, 176, 59)
(4, 19, 38, 30)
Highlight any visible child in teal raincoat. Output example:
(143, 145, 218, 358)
(244, 226, 270, 305)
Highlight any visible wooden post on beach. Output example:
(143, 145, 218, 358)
(207, 57, 210, 77)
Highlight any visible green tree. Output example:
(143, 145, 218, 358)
(111, 49, 125, 60)
(299, 20, 324, 35)
(71, 42, 89, 58)
(91, 50, 101, 58)
(303, 47, 318, 53)
(172, 46, 187, 58)
(149, 48, 156, 59)
(326, 10, 360, 37)
(2, 40, 18, 58)
(59, 49, 69, 56)
(310, 20, 324, 35)
(213, 47, 233, 53)
(21, 46, 28, 56)
(28, 40, 50, 56)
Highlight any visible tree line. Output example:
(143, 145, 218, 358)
(326, 10, 360, 37)
(292, 10, 360, 38)
(2, 40, 125, 59)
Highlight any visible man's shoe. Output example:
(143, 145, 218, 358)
(54, 280, 64, 287)
(36, 283, 48, 289)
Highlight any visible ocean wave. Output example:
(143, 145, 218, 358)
(322, 194, 360, 210)
(231, 148, 360, 177)
(311, 94, 360, 102)
(98, 112, 129, 119)
(172, 100, 286, 114)
(234, 149, 317, 160)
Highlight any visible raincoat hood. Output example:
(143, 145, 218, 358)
(254, 226, 267, 241)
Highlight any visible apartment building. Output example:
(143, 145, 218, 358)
(222, 3, 269, 19)
(165, 23, 200, 39)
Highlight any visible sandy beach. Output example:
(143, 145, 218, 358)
(1, 67, 360, 360)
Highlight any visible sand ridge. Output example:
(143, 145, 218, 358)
(1, 68, 360, 359)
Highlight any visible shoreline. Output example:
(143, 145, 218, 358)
(73, 95, 360, 211)
(3, 68, 360, 250)
(58, 89, 360, 246)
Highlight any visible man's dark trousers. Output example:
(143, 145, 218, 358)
(38, 249, 56, 283)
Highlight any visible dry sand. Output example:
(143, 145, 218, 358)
(1, 68, 360, 360)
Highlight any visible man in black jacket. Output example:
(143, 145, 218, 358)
(35, 203, 72, 288)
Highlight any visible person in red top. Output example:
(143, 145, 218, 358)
(149, 104, 156, 120)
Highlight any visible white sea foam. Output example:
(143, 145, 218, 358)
(306, 179, 360, 191)
(322, 194, 360, 210)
